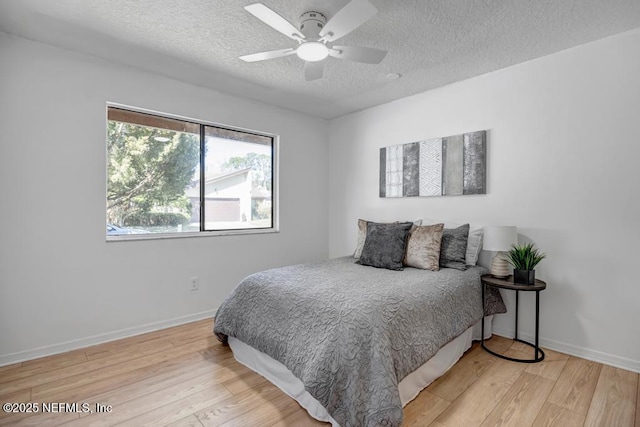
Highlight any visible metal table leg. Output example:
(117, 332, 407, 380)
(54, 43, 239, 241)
(482, 287, 545, 363)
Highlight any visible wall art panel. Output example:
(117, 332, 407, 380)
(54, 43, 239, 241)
(385, 144, 404, 197)
(419, 138, 442, 196)
(442, 135, 464, 196)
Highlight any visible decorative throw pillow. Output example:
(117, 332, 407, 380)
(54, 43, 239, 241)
(353, 219, 368, 259)
(404, 223, 444, 270)
(357, 222, 413, 270)
(440, 224, 470, 270)
(466, 227, 484, 265)
(421, 218, 483, 265)
(354, 219, 422, 259)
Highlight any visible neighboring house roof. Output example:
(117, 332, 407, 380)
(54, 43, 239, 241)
(205, 168, 252, 183)
(252, 187, 271, 198)
(186, 168, 271, 199)
(185, 168, 251, 198)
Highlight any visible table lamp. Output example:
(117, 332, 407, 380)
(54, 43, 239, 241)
(483, 226, 517, 278)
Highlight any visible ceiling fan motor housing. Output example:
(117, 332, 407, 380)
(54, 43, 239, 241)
(299, 11, 326, 40)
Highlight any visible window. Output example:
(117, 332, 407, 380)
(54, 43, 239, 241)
(106, 106, 277, 239)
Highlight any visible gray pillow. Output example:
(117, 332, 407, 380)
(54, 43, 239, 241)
(440, 224, 470, 270)
(357, 222, 413, 270)
(354, 218, 422, 259)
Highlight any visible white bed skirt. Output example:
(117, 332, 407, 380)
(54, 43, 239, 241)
(228, 316, 493, 426)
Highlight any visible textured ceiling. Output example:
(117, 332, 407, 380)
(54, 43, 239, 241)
(1, 0, 640, 119)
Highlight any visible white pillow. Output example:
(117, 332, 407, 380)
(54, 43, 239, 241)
(353, 219, 367, 259)
(465, 227, 484, 266)
(422, 218, 483, 266)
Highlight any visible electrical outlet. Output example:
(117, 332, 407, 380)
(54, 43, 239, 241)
(190, 277, 199, 291)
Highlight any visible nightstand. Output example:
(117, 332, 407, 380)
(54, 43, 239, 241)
(481, 274, 546, 363)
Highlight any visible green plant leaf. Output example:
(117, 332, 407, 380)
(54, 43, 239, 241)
(507, 243, 546, 270)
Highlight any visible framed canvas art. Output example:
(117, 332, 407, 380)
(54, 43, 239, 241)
(380, 130, 486, 198)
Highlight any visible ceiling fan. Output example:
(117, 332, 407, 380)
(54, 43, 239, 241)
(240, 0, 387, 81)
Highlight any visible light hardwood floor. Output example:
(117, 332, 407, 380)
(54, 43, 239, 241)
(0, 319, 637, 426)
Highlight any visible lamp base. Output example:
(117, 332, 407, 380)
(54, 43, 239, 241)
(490, 253, 510, 278)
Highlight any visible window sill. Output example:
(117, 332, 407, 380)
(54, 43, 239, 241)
(106, 227, 279, 242)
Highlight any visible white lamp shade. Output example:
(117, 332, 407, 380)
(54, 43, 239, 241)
(483, 226, 517, 252)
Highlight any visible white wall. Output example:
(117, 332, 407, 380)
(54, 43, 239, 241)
(0, 34, 328, 364)
(2, 27, 639, 373)
(328, 29, 640, 372)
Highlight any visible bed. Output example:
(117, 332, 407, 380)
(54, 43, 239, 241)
(214, 256, 506, 427)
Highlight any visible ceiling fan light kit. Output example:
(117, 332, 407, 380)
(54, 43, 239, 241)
(240, 0, 387, 81)
(296, 42, 329, 62)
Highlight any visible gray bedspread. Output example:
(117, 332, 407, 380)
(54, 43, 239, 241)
(214, 257, 505, 427)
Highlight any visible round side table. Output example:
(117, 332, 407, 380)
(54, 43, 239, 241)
(481, 274, 546, 363)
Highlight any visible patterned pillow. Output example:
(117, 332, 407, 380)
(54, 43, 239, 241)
(440, 224, 470, 270)
(404, 223, 444, 270)
(357, 222, 413, 270)
(354, 219, 422, 259)
(421, 219, 484, 265)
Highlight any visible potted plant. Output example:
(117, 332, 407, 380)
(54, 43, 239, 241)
(507, 243, 546, 285)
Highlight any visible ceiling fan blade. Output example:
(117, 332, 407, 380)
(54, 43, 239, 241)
(244, 3, 305, 41)
(304, 61, 324, 81)
(318, 0, 378, 43)
(240, 48, 296, 62)
(329, 46, 387, 64)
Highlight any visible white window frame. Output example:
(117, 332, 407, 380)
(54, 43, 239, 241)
(106, 103, 279, 241)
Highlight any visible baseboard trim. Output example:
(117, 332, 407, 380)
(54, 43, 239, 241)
(0, 309, 217, 367)
(492, 327, 640, 374)
(3, 313, 638, 374)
